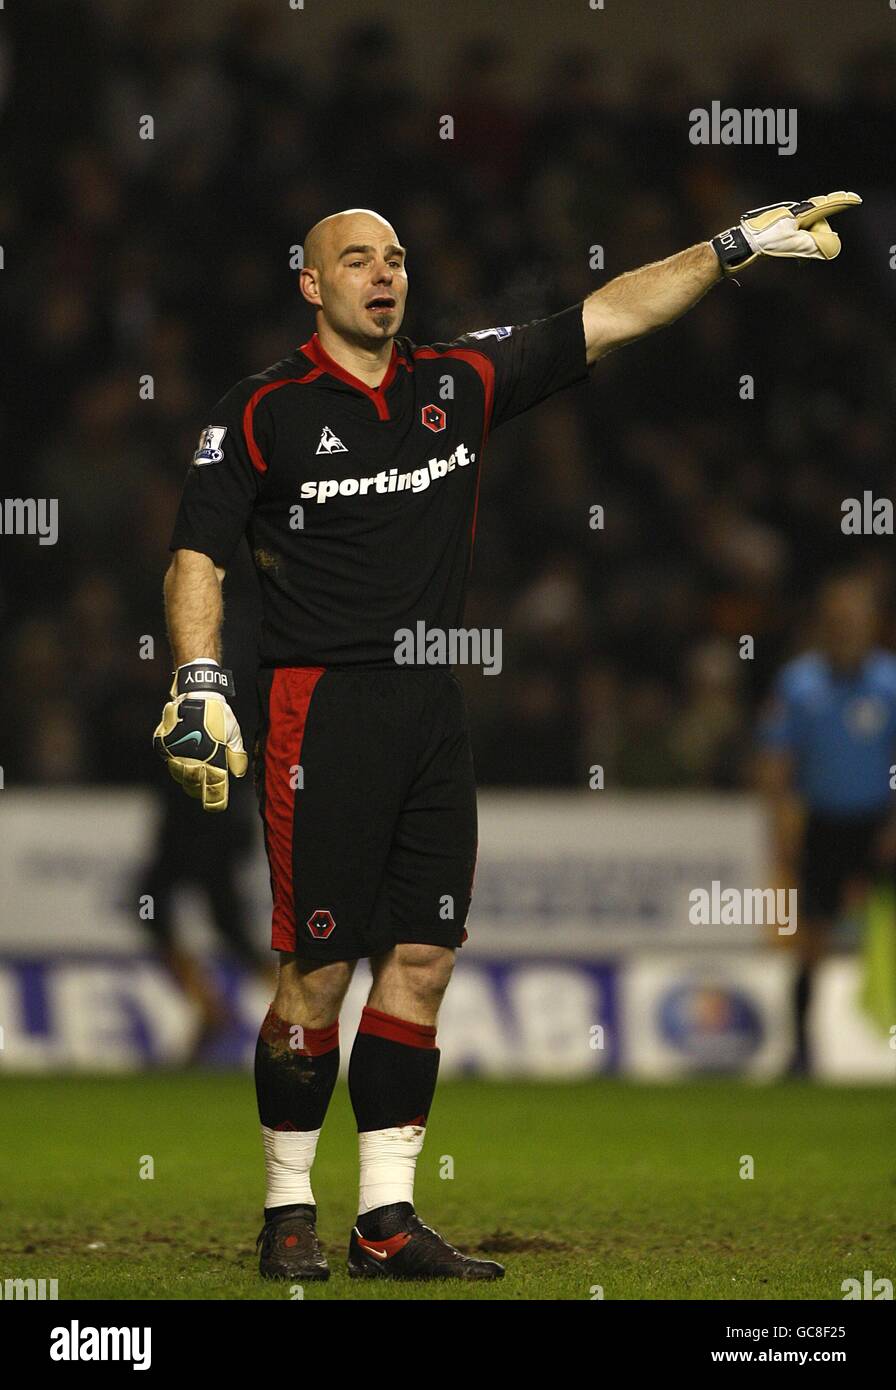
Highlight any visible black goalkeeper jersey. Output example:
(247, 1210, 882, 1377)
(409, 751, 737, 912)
(170, 303, 588, 668)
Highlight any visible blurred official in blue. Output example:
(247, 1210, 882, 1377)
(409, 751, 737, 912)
(757, 574, 896, 1072)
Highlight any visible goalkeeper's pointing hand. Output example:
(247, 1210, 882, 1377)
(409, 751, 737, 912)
(712, 191, 862, 275)
(153, 659, 248, 812)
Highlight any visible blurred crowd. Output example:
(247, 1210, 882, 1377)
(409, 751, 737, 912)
(2, 2, 895, 790)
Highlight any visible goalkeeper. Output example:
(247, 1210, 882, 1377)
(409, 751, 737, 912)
(156, 193, 860, 1283)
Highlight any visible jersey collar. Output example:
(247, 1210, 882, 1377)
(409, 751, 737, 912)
(299, 332, 402, 421)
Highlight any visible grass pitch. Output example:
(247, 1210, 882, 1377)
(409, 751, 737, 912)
(0, 1075, 892, 1300)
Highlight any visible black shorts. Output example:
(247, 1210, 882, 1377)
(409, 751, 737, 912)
(254, 666, 478, 960)
(801, 810, 888, 920)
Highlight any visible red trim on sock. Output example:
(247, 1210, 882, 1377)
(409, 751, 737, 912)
(260, 1008, 339, 1056)
(358, 1006, 436, 1050)
(299, 1021, 340, 1057)
(260, 1007, 291, 1047)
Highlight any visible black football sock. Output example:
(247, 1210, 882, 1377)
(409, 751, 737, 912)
(254, 1007, 339, 1219)
(349, 1006, 440, 1235)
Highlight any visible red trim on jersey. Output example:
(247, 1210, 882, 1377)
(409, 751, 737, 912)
(412, 346, 495, 561)
(243, 373, 322, 474)
(412, 345, 495, 433)
(358, 1006, 437, 1050)
(299, 333, 409, 421)
(265, 666, 326, 952)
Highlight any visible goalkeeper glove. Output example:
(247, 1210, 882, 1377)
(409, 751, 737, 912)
(153, 659, 248, 812)
(711, 191, 862, 275)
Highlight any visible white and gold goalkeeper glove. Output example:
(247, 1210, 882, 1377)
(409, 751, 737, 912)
(153, 659, 248, 812)
(711, 191, 862, 275)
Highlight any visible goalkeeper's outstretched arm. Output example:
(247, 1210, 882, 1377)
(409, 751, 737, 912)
(582, 242, 719, 365)
(582, 190, 861, 365)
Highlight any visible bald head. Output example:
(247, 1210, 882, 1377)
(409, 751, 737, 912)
(299, 208, 408, 350)
(302, 208, 398, 272)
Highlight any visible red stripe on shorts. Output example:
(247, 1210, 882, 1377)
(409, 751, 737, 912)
(265, 667, 326, 952)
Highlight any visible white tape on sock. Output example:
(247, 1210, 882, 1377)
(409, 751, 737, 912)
(261, 1125, 320, 1208)
(357, 1125, 426, 1214)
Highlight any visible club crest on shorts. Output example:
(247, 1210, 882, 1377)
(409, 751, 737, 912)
(421, 403, 446, 433)
(307, 908, 336, 939)
(193, 425, 227, 464)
